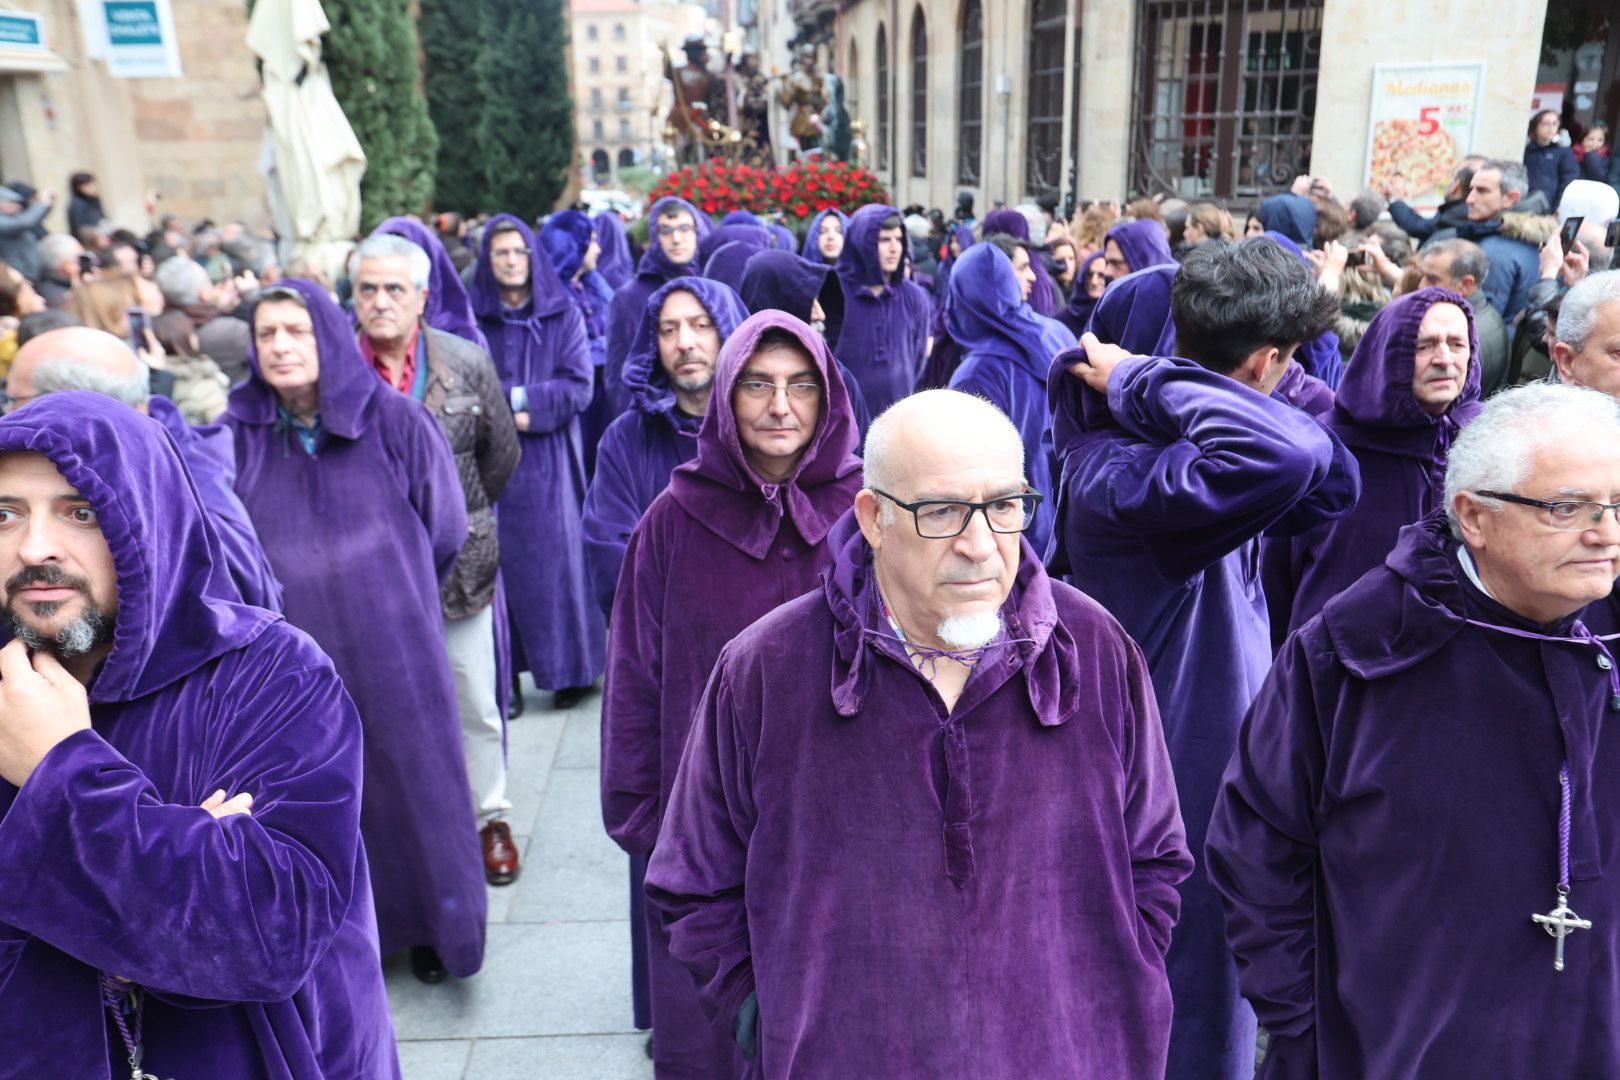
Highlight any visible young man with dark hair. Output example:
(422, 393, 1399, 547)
(834, 204, 932, 417)
(1048, 237, 1360, 1080)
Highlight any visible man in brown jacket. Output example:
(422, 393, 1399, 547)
(353, 233, 524, 897)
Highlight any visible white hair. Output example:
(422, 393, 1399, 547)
(154, 255, 211, 306)
(32, 358, 151, 406)
(353, 233, 432, 290)
(863, 389, 1025, 522)
(1444, 382, 1620, 536)
(1558, 271, 1620, 352)
(38, 234, 81, 274)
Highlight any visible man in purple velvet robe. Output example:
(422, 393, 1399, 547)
(1101, 218, 1176, 282)
(541, 209, 618, 477)
(5, 325, 284, 612)
(645, 388, 1192, 1077)
(801, 208, 845, 265)
(1050, 238, 1359, 1080)
(604, 310, 863, 1078)
(944, 241, 1076, 560)
(980, 207, 1062, 317)
(835, 204, 933, 417)
(0, 393, 398, 1077)
(226, 279, 487, 986)
(605, 197, 712, 417)
(470, 215, 603, 708)
(1269, 288, 1483, 637)
(1209, 383, 1620, 1078)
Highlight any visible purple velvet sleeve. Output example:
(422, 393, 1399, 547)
(644, 650, 758, 1028)
(582, 421, 645, 618)
(1096, 356, 1349, 579)
(523, 305, 594, 435)
(1121, 637, 1195, 954)
(1205, 632, 1327, 1046)
(0, 661, 362, 1003)
(600, 517, 668, 855)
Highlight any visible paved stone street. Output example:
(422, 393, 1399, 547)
(385, 679, 656, 1080)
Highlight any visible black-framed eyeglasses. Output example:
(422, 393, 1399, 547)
(872, 488, 1043, 539)
(1476, 490, 1620, 532)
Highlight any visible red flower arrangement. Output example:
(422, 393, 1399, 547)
(647, 159, 889, 222)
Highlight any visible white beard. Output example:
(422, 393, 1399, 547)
(936, 611, 1002, 650)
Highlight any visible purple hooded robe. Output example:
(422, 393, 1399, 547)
(643, 506, 1193, 1078)
(147, 393, 283, 612)
(981, 207, 1061, 317)
(1209, 514, 1620, 1078)
(606, 197, 713, 416)
(1269, 288, 1483, 638)
(703, 240, 766, 295)
(470, 215, 605, 690)
(1056, 250, 1106, 337)
(1104, 218, 1176, 278)
(604, 310, 863, 1078)
(226, 278, 487, 975)
(593, 210, 635, 291)
(699, 223, 773, 268)
(541, 209, 619, 477)
(0, 394, 399, 1079)
(1048, 348, 1361, 1080)
(944, 242, 1076, 560)
(376, 215, 489, 351)
(835, 204, 933, 418)
(800, 208, 848, 264)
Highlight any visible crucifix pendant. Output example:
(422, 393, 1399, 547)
(1532, 888, 1592, 972)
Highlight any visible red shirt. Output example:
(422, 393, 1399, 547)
(359, 324, 421, 394)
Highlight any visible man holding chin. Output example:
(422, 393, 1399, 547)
(645, 388, 1192, 1078)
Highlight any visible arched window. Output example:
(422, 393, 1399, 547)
(876, 24, 890, 172)
(957, 0, 982, 185)
(618, 147, 636, 168)
(910, 9, 927, 177)
(1026, 0, 1066, 194)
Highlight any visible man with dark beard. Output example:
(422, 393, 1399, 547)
(0, 393, 397, 1076)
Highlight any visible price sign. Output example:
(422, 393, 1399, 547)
(1364, 61, 1485, 211)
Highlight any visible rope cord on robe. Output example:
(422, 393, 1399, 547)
(100, 971, 163, 1079)
(871, 590, 1034, 681)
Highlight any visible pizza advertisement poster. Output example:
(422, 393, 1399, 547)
(1364, 62, 1486, 211)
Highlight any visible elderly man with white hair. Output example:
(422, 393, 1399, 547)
(1208, 381, 1620, 1077)
(645, 388, 1192, 1078)
(1554, 270, 1620, 398)
(352, 231, 523, 894)
(154, 254, 253, 382)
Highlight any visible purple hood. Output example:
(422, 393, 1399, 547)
(620, 277, 750, 416)
(638, 196, 712, 281)
(836, 204, 908, 290)
(468, 213, 572, 320)
(375, 216, 488, 349)
(1103, 219, 1175, 275)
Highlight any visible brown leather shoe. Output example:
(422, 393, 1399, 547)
(481, 821, 520, 886)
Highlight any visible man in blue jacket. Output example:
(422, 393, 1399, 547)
(1457, 160, 1543, 322)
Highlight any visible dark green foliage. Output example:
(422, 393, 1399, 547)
(321, 0, 439, 230)
(419, 0, 487, 214)
(469, 0, 575, 221)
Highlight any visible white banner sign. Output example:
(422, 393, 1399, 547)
(100, 0, 182, 78)
(1364, 61, 1485, 210)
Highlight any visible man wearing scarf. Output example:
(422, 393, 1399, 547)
(645, 388, 1191, 1077)
(603, 311, 864, 1078)
(1267, 288, 1482, 637)
(225, 279, 486, 986)
(835, 204, 932, 417)
(470, 215, 603, 710)
(541, 209, 618, 477)
(1049, 239, 1359, 1080)
(1209, 383, 1620, 1077)
(0, 394, 399, 1077)
(945, 242, 1075, 561)
(605, 197, 712, 416)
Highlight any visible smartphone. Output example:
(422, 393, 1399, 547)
(1560, 215, 1584, 256)
(1607, 219, 1620, 251)
(77, 252, 95, 276)
(1346, 251, 1369, 269)
(125, 306, 152, 354)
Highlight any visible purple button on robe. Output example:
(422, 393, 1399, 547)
(226, 278, 487, 975)
(604, 310, 862, 1079)
(583, 276, 750, 617)
(1209, 515, 1620, 1078)
(0, 394, 398, 1078)
(147, 393, 283, 611)
(1268, 288, 1483, 637)
(1049, 351, 1360, 1080)
(835, 204, 933, 418)
(471, 215, 605, 690)
(605, 197, 713, 416)
(644, 510, 1192, 1078)
(943, 242, 1076, 560)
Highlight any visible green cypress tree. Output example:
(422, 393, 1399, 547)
(320, 0, 439, 230)
(419, 0, 486, 214)
(472, 0, 575, 222)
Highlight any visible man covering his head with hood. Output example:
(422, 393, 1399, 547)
(835, 203, 933, 417)
(605, 197, 712, 416)
(603, 310, 862, 1078)
(541, 209, 618, 476)
(0, 393, 397, 1076)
